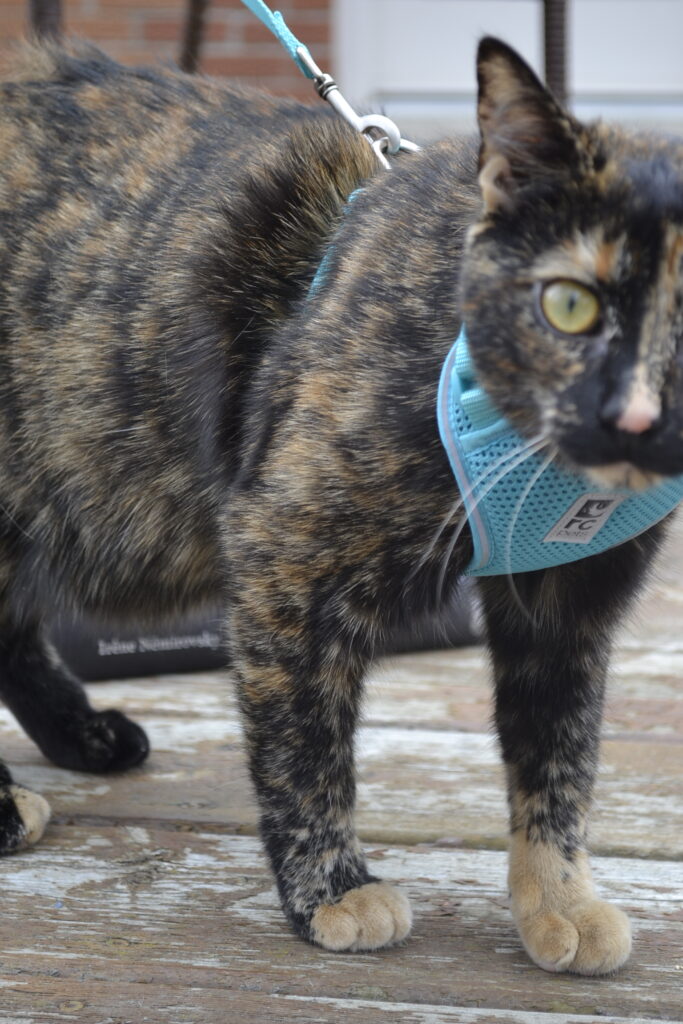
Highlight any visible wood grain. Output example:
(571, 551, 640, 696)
(0, 828, 681, 1022)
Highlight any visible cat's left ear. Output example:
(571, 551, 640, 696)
(476, 37, 585, 212)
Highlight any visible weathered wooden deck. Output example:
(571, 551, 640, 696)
(0, 528, 682, 1024)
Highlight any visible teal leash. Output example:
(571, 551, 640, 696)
(237, 0, 314, 78)
(237, 0, 419, 169)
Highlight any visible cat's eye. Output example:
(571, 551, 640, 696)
(539, 280, 601, 335)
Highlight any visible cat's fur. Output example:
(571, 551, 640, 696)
(0, 36, 677, 974)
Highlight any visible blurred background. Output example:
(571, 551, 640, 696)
(1, 0, 683, 141)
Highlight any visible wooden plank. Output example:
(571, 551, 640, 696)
(272, 1001, 683, 1024)
(0, 828, 680, 1021)
(1, 686, 680, 856)
(1, 986, 681, 1024)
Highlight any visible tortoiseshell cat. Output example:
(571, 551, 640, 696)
(0, 35, 678, 975)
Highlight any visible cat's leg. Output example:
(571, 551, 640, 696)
(478, 529, 663, 975)
(0, 619, 149, 773)
(0, 757, 51, 854)
(228, 583, 411, 952)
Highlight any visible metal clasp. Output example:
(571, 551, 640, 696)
(296, 47, 420, 170)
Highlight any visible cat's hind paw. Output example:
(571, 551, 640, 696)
(46, 709, 150, 773)
(0, 784, 51, 855)
(518, 900, 632, 975)
(310, 882, 412, 952)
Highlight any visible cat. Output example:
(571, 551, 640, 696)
(0, 34, 678, 976)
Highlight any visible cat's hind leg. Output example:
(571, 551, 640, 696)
(479, 528, 664, 975)
(0, 620, 149, 773)
(0, 759, 50, 855)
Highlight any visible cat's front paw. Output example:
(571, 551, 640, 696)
(310, 882, 412, 952)
(517, 899, 632, 975)
(0, 784, 51, 854)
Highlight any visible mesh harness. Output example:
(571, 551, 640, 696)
(438, 327, 683, 576)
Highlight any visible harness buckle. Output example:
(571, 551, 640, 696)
(295, 46, 419, 170)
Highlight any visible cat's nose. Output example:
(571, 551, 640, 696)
(600, 387, 662, 435)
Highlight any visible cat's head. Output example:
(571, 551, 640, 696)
(461, 37, 683, 489)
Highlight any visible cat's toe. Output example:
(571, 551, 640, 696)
(517, 910, 579, 972)
(519, 901, 631, 975)
(310, 882, 412, 952)
(79, 710, 150, 772)
(0, 785, 51, 854)
(566, 900, 632, 975)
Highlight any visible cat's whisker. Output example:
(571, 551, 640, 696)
(434, 435, 551, 608)
(502, 445, 559, 630)
(407, 430, 548, 589)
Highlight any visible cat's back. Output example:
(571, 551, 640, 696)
(0, 41, 329, 284)
(0, 41, 309, 191)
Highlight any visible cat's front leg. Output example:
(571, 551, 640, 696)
(478, 530, 663, 974)
(228, 562, 411, 952)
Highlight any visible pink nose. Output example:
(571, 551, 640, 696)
(615, 394, 661, 434)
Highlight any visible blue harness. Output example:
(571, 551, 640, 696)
(438, 328, 683, 575)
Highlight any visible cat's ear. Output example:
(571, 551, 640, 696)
(476, 37, 583, 212)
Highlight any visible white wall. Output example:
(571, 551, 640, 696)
(333, 0, 683, 142)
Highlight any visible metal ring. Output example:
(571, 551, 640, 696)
(356, 114, 402, 155)
(369, 136, 392, 170)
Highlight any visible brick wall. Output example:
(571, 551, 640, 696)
(0, 0, 332, 98)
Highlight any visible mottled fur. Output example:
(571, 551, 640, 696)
(0, 37, 678, 973)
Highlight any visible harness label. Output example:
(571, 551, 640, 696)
(543, 493, 627, 545)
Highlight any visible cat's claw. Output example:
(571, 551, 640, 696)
(518, 900, 632, 975)
(310, 882, 412, 952)
(0, 784, 51, 855)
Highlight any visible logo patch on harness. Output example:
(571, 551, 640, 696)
(543, 494, 627, 545)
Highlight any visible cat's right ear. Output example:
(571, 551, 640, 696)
(476, 37, 583, 213)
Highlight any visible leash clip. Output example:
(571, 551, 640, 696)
(296, 47, 419, 170)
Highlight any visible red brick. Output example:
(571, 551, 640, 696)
(97, 0, 185, 9)
(66, 16, 133, 41)
(142, 17, 189, 42)
(207, 0, 249, 9)
(290, 0, 331, 10)
(0, 11, 27, 35)
(242, 19, 277, 46)
(282, 17, 330, 45)
(0, 3, 25, 21)
(143, 16, 225, 43)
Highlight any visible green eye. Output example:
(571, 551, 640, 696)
(540, 280, 601, 335)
